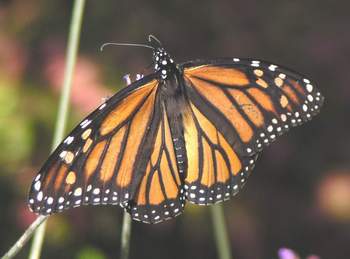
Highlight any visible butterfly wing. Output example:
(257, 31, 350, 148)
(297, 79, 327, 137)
(127, 104, 185, 223)
(28, 75, 162, 215)
(180, 58, 324, 204)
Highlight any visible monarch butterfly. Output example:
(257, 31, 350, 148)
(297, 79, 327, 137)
(28, 35, 324, 224)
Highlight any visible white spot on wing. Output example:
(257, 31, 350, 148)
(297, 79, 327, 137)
(34, 181, 41, 191)
(37, 191, 43, 201)
(306, 84, 313, 92)
(74, 188, 82, 196)
(64, 136, 74, 145)
(80, 119, 91, 129)
(268, 64, 278, 71)
(99, 103, 106, 110)
(59, 151, 67, 159)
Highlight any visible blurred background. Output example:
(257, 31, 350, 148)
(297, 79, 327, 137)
(0, 0, 349, 258)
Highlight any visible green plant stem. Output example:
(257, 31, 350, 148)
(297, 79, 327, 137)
(120, 213, 132, 259)
(210, 204, 232, 259)
(2, 0, 85, 259)
(28, 1, 86, 258)
(1, 1, 86, 258)
(3, 1, 89, 259)
(1, 216, 48, 259)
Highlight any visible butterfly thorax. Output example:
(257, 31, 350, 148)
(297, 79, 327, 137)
(153, 48, 176, 80)
(153, 47, 185, 128)
(151, 48, 188, 181)
(155, 48, 186, 132)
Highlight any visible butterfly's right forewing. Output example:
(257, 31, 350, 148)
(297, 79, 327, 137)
(180, 59, 324, 204)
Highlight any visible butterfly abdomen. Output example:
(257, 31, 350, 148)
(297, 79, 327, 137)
(171, 134, 187, 179)
(159, 72, 189, 181)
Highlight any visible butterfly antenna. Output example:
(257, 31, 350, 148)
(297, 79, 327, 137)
(100, 42, 155, 52)
(148, 35, 162, 46)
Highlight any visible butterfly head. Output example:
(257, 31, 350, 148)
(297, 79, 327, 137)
(148, 35, 175, 80)
(152, 48, 175, 80)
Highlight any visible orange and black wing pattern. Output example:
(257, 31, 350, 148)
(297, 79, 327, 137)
(181, 58, 324, 204)
(28, 41, 325, 224)
(28, 76, 161, 215)
(127, 105, 185, 223)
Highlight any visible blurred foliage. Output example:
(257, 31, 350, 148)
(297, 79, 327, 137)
(76, 246, 106, 259)
(0, 0, 350, 259)
(0, 81, 33, 170)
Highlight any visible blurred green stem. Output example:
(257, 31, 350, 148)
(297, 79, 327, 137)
(210, 204, 232, 259)
(120, 213, 132, 259)
(28, 0, 86, 259)
(1, 1, 86, 259)
(2, 0, 85, 259)
(1, 216, 48, 259)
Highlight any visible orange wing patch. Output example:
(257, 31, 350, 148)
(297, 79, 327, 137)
(135, 163, 151, 206)
(281, 84, 300, 105)
(183, 101, 252, 205)
(290, 80, 306, 96)
(128, 107, 184, 223)
(200, 138, 215, 187)
(185, 65, 250, 86)
(160, 152, 179, 199)
(227, 89, 265, 127)
(214, 151, 230, 183)
(247, 88, 278, 116)
(183, 109, 200, 183)
(116, 87, 157, 188)
(100, 126, 126, 183)
(84, 140, 107, 181)
(217, 133, 242, 175)
(186, 77, 254, 142)
(191, 104, 218, 145)
(149, 172, 164, 205)
(52, 164, 66, 191)
(100, 80, 158, 135)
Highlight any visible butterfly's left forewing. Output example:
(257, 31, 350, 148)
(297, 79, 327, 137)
(28, 76, 161, 215)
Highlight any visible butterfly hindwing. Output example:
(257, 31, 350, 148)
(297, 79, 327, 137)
(182, 99, 258, 205)
(127, 105, 185, 223)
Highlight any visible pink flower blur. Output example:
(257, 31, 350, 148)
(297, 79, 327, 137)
(44, 48, 112, 114)
(0, 35, 27, 80)
(316, 169, 350, 222)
